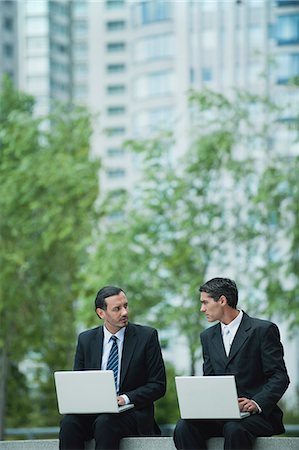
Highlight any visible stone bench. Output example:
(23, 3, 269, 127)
(0, 437, 299, 450)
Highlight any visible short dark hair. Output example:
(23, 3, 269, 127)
(199, 277, 238, 308)
(95, 286, 125, 310)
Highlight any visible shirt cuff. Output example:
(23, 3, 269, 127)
(120, 394, 130, 405)
(251, 399, 262, 414)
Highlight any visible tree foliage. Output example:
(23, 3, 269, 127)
(2, 77, 297, 430)
(0, 78, 100, 433)
(81, 87, 298, 384)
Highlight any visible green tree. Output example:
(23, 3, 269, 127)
(0, 78, 100, 435)
(80, 87, 298, 384)
(80, 90, 248, 375)
(252, 145, 299, 328)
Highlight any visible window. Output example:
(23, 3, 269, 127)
(50, 60, 68, 74)
(74, 84, 88, 97)
(26, 16, 48, 33)
(107, 106, 126, 115)
(107, 63, 125, 73)
(276, 15, 299, 45)
(51, 22, 68, 36)
(73, 1, 88, 17)
(27, 75, 48, 92)
(4, 44, 13, 57)
(276, 53, 299, 83)
(74, 21, 87, 37)
(50, 79, 67, 93)
(276, 1, 299, 6)
(27, 36, 49, 52)
(248, 5, 262, 27)
(27, 57, 48, 72)
(74, 63, 88, 82)
(107, 84, 126, 95)
(106, 0, 125, 9)
(4, 17, 13, 30)
(249, 25, 263, 47)
(190, 68, 194, 83)
(74, 42, 88, 58)
(134, 33, 174, 62)
(149, 107, 174, 127)
(132, 0, 172, 26)
(133, 107, 175, 133)
(50, 42, 67, 54)
(106, 42, 126, 52)
(202, 67, 213, 81)
(135, 70, 175, 99)
(106, 21, 126, 31)
(49, 1, 68, 15)
(107, 148, 125, 157)
(106, 168, 126, 179)
(107, 127, 126, 136)
(201, 8, 216, 30)
(26, 0, 48, 14)
(74, 63, 88, 74)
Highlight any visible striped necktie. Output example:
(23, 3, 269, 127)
(107, 335, 119, 391)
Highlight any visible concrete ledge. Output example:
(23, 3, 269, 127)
(0, 436, 298, 450)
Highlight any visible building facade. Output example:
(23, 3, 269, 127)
(0, 0, 18, 84)
(2, 1, 298, 187)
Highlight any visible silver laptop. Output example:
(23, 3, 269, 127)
(175, 375, 250, 419)
(54, 370, 134, 414)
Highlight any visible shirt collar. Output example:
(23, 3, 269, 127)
(103, 325, 126, 344)
(221, 310, 243, 334)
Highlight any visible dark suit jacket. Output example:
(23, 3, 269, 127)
(200, 312, 290, 434)
(73, 322, 166, 435)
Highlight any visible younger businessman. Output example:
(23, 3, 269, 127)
(174, 277, 289, 450)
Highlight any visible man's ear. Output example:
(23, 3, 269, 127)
(96, 307, 105, 319)
(219, 295, 227, 305)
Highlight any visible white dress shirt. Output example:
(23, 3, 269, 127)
(221, 309, 243, 353)
(101, 326, 130, 404)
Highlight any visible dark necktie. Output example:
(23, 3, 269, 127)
(106, 335, 118, 391)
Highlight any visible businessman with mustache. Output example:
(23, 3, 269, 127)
(59, 285, 166, 450)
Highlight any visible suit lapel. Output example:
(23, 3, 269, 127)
(120, 323, 137, 384)
(211, 323, 227, 364)
(227, 312, 251, 363)
(91, 326, 104, 368)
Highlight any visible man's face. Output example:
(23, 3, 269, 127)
(200, 291, 224, 322)
(96, 291, 129, 334)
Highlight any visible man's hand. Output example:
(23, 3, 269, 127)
(238, 397, 258, 414)
(117, 396, 126, 406)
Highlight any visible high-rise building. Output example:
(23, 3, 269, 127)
(273, 0, 299, 139)
(14, 0, 73, 116)
(3, 1, 298, 173)
(84, 0, 298, 194)
(0, 0, 18, 84)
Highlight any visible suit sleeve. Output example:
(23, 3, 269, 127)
(73, 333, 87, 370)
(123, 329, 166, 407)
(200, 332, 215, 376)
(252, 323, 289, 415)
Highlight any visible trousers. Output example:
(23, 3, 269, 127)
(173, 414, 274, 450)
(59, 410, 138, 450)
